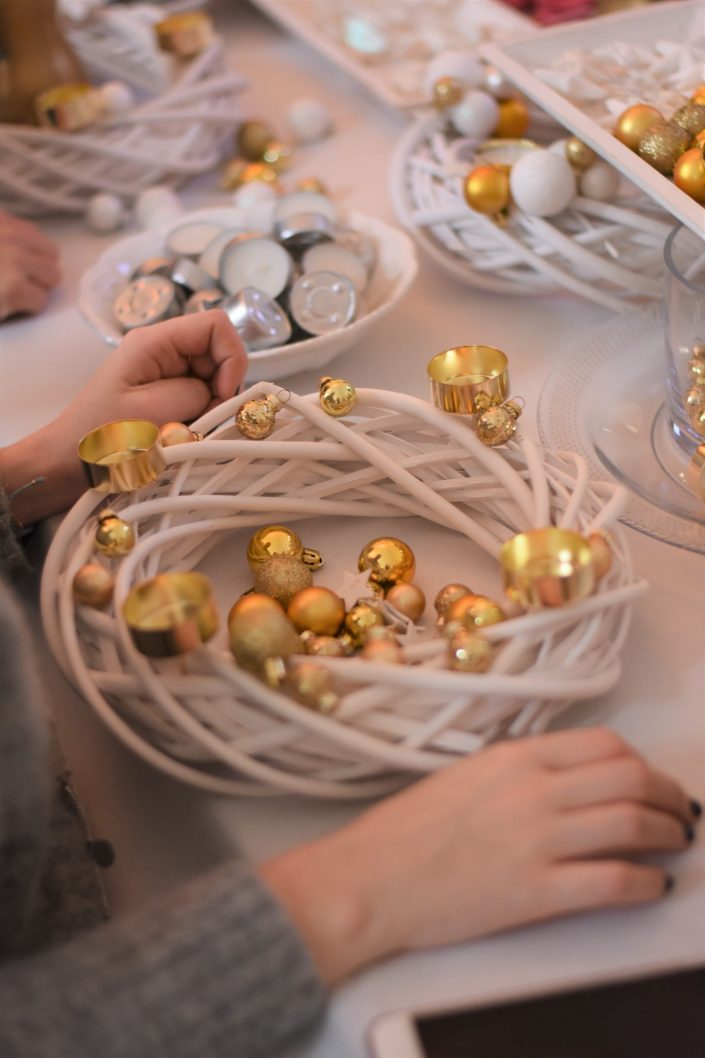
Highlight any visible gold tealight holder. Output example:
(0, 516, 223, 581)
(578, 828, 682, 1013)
(500, 528, 595, 610)
(123, 572, 219, 657)
(427, 345, 509, 414)
(78, 420, 165, 493)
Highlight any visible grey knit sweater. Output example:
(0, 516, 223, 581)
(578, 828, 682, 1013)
(0, 492, 326, 1056)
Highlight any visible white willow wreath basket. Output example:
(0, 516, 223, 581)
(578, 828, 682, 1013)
(41, 381, 647, 800)
(389, 112, 676, 313)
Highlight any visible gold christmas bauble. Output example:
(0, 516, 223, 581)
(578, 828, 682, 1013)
(446, 593, 504, 629)
(247, 525, 303, 569)
(690, 404, 705, 434)
(296, 176, 329, 195)
(447, 628, 491, 673)
(432, 75, 464, 110)
(302, 634, 347, 657)
(565, 136, 598, 172)
(228, 593, 301, 672)
(434, 583, 473, 623)
(336, 632, 357, 655)
(475, 404, 517, 446)
(221, 159, 279, 192)
(673, 148, 705, 203)
(72, 562, 115, 609)
(463, 163, 511, 216)
(254, 556, 312, 606)
(262, 139, 293, 173)
(95, 512, 135, 557)
(319, 377, 357, 416)
(493, 98, 530, 139)
(613, 103, 662, 150)
(692, 343, 705, 361)
(358, 537, 416, 587)
(587, 531, 613, 580)
(637, 122, 691, 175)
(344, 601, 385, 644)
(385, 582, 426, 622)
(671, 103, 705, 138)
(361, 638, 404, 664)
(695, 129, 705, 150)
(158, 421, 198, 447)
(285, 661, 338, 713)
(235, 395, 280, 439)
(690, 358, 705, 383)
(237, 119, 276, 160)
(287, 586, 345, 636)
(685, 384, 705, 410)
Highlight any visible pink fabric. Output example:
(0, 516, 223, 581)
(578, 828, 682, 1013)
(498, 0, 596, 24)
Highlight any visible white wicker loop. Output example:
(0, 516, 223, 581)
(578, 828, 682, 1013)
(41, 384, 646, 799)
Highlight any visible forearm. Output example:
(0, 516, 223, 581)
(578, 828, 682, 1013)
(0, 423, 85, 526)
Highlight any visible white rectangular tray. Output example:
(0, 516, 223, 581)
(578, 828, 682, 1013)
(482, 0, 705, 240)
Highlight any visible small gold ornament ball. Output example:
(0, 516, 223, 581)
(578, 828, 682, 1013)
(237, 119, 276, 160)
(296, 176, 329, 195)
(475, 404, 517, 446)
(247, 524, 303, 569)
(302, 634, 347, 657)
(228, 593, 301, 672)
(685, 384, 705, 413)
(358, 537, 416, 587)
(434, 583, 473, 623)
(587, 531, 613, 580)
(493, 98, 530, 139)
(158, 421, 197, 447)
(447, 628, 492, 673)
(385, 582, 426, 622)
(361, 638, 404, 665)
(673, 148, 705, 203)
(690, 358, 705, 383)
(285, 661, 338, 713)
(432, 75, 464, 110)
(446, 593, 504, 629)
(287, 586, 345, 636)
(262, 140, 293, 173)
(463, 163, 511, 216)
(637, 122, 691, 175)
(671, 103, 705, 138)
(254, 556, 312, 607)
(319, 377, 357, 417)
(221, 159, 279, 192)
(344, 601, 385, 644)
(690, 404, 705, 434)
(235, 396, 279, 439)
(613, 103, 663, 150)
(95, 513, 135, 557)
(565, 136, 598, 172)
(72, 563, 115, 609)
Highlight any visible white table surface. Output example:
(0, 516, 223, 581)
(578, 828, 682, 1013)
(2, 3, 704, 1056)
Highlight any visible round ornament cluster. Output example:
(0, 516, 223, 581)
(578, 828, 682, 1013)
(614, 94, 705, 203)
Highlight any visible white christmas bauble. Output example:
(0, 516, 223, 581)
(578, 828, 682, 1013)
(424, 50, 484, 94)
(579, 161, 621, 202)
(98, 81, 135, 117)
(482, 65, 515, 101)
(86, 192, 125, 233)
(231, 181, 279, 208)
(286, 98, 333, 144)
(449, 90, 500, 139)
(509, 150, 577, 217)
(547, 138, 569, 155)
(135, 186, 183, 230)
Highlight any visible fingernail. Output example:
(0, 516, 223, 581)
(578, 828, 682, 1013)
(663, 874, 675, 894)
(684, 823, 695, 843)
(689, 799, 702, 819)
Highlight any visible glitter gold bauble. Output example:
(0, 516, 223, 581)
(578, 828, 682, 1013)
(565, 136, 598, 172)
(637, 122, 691, 175)
(262, 140, 293, 173)
(447, 628, 492, 673)
(475, 403, 520, 446)
(235, 395, 281, 439)
(221, 159, 279, 192)
(95, 512, 135, 557)
(319, 376, 357, 417)
(385, 582, 426, 622)
(254, 556, 312, 607)
(237, 119, 276, 160)
(613, 103, 662, 150)
(296, 176, 329, 194)
(434, 583, 473, 624)
(344, 601, 386, 644)
(72, 563, 115, 609)
(287, 586, 345, 636)
(432, 76, 464, 110)
(493, 98, 530, 139)
(671, 103, 705, 138)
(358, 537, 416, 588)
(361, 638, 404, 664)
(446, 593, 504, 629)
(285, 661, 338, 713)
(587, 531, 613, 580)
(158, 421, 199, 447)
(228, 593, 301, 673)
(302, 633, 347, 657)
(247, 525, 303, 569)
(673, 148, 705, 204)
(463, 163, 511, 216)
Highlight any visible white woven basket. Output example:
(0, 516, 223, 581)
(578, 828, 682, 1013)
(41, 383, 647, 800)
(390, 112, 676, 313)
(0, 40, 243, 217)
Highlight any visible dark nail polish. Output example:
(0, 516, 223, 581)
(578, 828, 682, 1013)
(689, 799, 702, 819)
(663, 874, 675, 894)
(684, 824, 695, 843)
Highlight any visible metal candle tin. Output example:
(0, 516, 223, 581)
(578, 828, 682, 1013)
(500, 528, 595, 609)
(123, 572, 219, 656)
(427, 345, 509, 414)
(78, 419, 165, 493)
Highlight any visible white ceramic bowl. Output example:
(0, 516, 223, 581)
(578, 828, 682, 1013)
(78, 203, 418, 382)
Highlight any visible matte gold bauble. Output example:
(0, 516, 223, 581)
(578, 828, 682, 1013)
(95, 512, 135, 557)
(287, 586, 345, 635)
(72, 563, 115, 609)
(637, 122, 691, 175)
(319, 376, 357, 416)
(227, 593, 301, 673)
(671, 103, 705, 138)
(285, 661, 338, 713)
(262, 139, 293, 173)
(463, 163, 511, 216)
(434, 583, 473, 623)
(565, 136, 598, 172)
(158, 421, 198, 447)
(358, 537, 416, 587)
(475, 403, 518, 446)
(302, 634, 347, 657)
(587, 531, 613, 580)
(446, 593, 504, 629)
(235, 395, 281, 439)
(613, 103, 662, 150)
(385, 582, 426, 622)
(247, 525, 303, 569)
(494, 98, 530, 139)
(673, 148, 705, 203)
(237, 119, 276, 160)
(344, 601, 386, 644)
(361, 638, 404, 664)
(447, 628, 492, 673)
(432, 75, 464, 110)
(254, 556, 312, 606)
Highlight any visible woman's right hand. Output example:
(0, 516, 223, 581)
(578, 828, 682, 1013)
(0, 210, 61, 321)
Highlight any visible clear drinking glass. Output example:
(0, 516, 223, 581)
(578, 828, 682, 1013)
(663, 224, 705, 454)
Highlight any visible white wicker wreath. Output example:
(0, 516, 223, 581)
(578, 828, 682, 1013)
(389, 112, 676, 313)
(41, 383, 646, 800)
(0, 40, 243, 217)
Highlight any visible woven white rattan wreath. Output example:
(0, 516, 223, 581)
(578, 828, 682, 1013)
(41, 382, 647, 800)
(390, 113, 675, 313)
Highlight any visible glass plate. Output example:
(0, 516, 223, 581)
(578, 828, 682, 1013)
(538, 304, 705, 553)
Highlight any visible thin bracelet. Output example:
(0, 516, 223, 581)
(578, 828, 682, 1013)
(8, 476, 46, 535)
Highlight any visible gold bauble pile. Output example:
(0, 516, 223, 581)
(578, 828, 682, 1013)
(446, 592, 504, 629)
(287, 586, 345, 636)
(235, 395, 281, 439)
(447, 627, 492, 673)
(673, 148, 705, 203)
(344, 600, 386, 644)
(247, 524, 303, 568)
(565, 136, 598, 172)
(361, 637, 404, 664)
(285, 661, 338, 713)
(158, 421, 199, 447)
(237, 119, 276, 160)
(358, 537, 416, 588)
(434, 583, 473, 624)
(95, 511, 135, 557)
(254, 556, 312, 607)
(385, 582, 426, 622)
(690, 357, 705, 383)
(227, 593, 301, 673)
(319, 377, 357, 417)
(671, 103, 705, 138)
(494, 98, 530, 139)
(301, 633, 347, 657)
(637, 122, 691, 175)
(613, 103, 662, 150)
(475, 399, 522, 446)
(72, 563, 115, 609)
(685, 383, 705, 410)
(432, 75, 464, 110)
(463, 163, 511, 216)
(690, 405, 705, 434)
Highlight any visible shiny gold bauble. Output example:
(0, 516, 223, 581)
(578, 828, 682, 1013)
(690, 404, 705, 434)
(301, 634, 347, 657)
(432, 75, 464, 110)
(72, 562, 115, 609)
(690, 358, 705, 383)
(344, 601, 386, 644)
(361, 638, 404, 665)
(613, 103, 663, 150)
(447, 628, 492, 673)
(463, 163, 511, 216)
(691, 85, 705, 105)
(673, 148, 705, 203)
(336, 632, 357, 655)
(254, 556, 312, 607)
(319, 376, 357, 417)
(158, 421, 198, 447)
(565, 136, 598, 172)
(637, 122, 691, 175)
(95, 512, 135, 557)
(285, 661, 338, 713)
(358, 537, 416, 588)
(475, 403, 518, 446)
(287, 586, 345, 636)
(227, 593, 301, 673)
(296, 176, 329, 195)
(247, 525, 303, 569)
(587, 531, 613, 580)
(221, 159, 279, 191)
(671, 103, 705, 138)
(237, 119, 276, 160)
(262, 139, 293, 173)
(446, 593, 504, 629)
(685, 384, 705, 411)
(434, 583, 473, 623)
(235, 395, 280, 439)
(385, 582, 426, 622)
(493, 98, 530, 139)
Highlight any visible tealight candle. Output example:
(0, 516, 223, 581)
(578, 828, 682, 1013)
(427, 345, 509, 414)
(78, 419, 165, 492)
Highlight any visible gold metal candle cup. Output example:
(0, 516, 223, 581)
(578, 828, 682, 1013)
(123, 572, 219, 657)
(427, 346, 509, 414)
(500, 528, 595, 610)
(78, 420, 165, 493)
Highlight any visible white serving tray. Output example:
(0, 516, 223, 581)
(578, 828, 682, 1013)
(482, 0, 705, 240)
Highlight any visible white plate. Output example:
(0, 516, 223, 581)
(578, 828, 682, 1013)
(482, 1, 705, 241)
(250, 0, 534, 112)
(78, 203, 418, 382)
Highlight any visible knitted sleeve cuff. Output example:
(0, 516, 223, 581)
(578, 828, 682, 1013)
(0, 488, 30, 578)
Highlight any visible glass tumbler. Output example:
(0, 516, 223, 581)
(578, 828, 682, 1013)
(663, 224, 705, 454)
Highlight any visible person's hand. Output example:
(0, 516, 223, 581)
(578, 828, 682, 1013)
(261, 727, 699, 985)
(0, 211, 61, 321)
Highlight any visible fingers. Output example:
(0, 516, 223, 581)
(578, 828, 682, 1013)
(0, 211, 59, 259)
(0, 274, 50, 320)
(15, 244, 62, 290)
(548, 802, 691, 861)
(125, 376, 212, 427)
(532, 726, 630, 770)
(547, 860, 671, 916)
(551, 754, 695, 825)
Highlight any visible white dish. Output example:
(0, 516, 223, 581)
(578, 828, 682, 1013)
(482, 1, 705, 241)
(78, 203, 418, 382)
